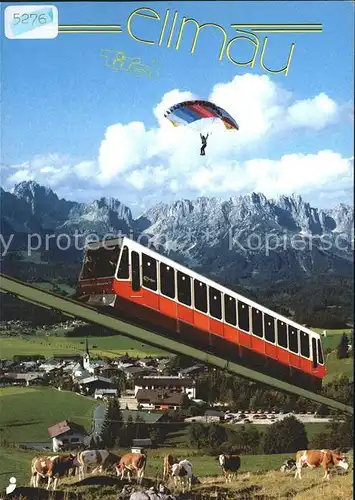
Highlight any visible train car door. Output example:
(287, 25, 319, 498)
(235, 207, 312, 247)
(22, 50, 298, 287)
(131, 250, 143, 298)
(312, 337, 318, 371)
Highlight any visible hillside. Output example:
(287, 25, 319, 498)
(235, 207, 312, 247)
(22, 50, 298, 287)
(0, 387, 97, 442)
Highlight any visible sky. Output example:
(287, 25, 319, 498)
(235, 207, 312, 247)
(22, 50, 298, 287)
(1, 1, 354, 215)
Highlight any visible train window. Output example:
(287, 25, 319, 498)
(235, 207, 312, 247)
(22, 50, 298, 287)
(131, 251, 141, 292)
(312, 338, 318, 368)
(288, 327, 298, 353)
(117, 246, 129, 279)
(82, 246, 120, 279)
(277, 321, 288, 348)
(81, 249, 96, 279)
(194, 280, 207, 313)
(224, 295, 236, 326)
(142, 254, 157, 291)
(160, 263, 175, 298)
(317, 339, 324, 364)
(238, 301, 250, 332)
(252, 308, 263, 337)
(177, 271, 192, 306)
(209, 287, 222, 320)
(300, 330, 310, 358)
(264, 314, 275, 343)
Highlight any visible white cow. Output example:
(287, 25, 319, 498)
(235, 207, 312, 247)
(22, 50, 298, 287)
(171, 460, 193, 492)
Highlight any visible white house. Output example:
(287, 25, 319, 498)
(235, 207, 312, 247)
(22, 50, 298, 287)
(134, 376, 196, 399)
(48, 420, 88, 452)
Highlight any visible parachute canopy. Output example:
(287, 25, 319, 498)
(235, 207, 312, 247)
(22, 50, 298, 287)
(164, 100, 239, 130)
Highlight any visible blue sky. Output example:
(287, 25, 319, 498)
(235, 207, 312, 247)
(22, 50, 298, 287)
(1, 1, 354, 213)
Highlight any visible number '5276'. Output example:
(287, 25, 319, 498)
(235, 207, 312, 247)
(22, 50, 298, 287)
(13, 13, 48, 25)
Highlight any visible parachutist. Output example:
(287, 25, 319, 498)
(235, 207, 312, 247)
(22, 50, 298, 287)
(200, 133, 209, 156)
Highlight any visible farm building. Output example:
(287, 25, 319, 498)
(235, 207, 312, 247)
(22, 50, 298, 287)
(48, 420, 88, 452)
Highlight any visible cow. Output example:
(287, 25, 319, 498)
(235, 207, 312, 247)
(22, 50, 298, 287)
(30, 454, 77, 490)
(171, 460, 193, 492)
(162, 454, 179, 481)
(218, 454, 241, 483)
(280, 458, 297, 473)
(116, 453, 147, 484)
(294, 449, 349, 480)
(76, 449, 119, 480)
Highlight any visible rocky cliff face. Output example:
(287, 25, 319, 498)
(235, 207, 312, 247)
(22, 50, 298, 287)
(0, 182, 353, 286)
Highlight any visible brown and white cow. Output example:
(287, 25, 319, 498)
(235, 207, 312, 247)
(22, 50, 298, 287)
(162, 454, 179, 481)
(76, 449, 119, 480)
(116, 453, 147, 484)
(30, 454, 77, 490)
(294, 449, 349, 480)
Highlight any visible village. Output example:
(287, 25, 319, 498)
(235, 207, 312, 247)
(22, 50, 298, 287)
(0, 326, 332, 456)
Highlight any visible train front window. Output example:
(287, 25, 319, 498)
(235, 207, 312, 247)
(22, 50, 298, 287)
(317, 339, 324, 364)
(300, 330, 310, 358)
(81, 245, 120, 279)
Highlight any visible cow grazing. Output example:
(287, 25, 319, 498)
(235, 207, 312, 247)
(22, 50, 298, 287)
(162, 454, 179, 481)
(219, 454, 241, 482)
(280, 459, 297, 473)
(116, 453, 147, 484)
(171, 460, 193, 492)
(30, 454, 77, 490)
(76, 449, 118, 480)
(294, 449, 349, 480)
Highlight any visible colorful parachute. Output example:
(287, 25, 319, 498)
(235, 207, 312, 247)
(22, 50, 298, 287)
(164, 100, 239, 130)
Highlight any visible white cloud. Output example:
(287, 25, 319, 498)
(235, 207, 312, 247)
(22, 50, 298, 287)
(286, 93, 339, 130)
(2, 74, 351, 209)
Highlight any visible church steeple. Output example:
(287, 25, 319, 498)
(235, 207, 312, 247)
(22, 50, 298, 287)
(83, 337, 90, 370)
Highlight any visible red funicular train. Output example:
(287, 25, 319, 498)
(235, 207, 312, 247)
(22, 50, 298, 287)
(76, 237, 327, 390)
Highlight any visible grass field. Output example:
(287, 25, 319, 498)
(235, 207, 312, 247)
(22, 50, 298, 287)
(0, 387, 98, 442)
(0, 334, 167, 359)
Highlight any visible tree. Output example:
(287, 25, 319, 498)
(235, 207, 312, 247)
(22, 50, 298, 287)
(99, 398, 123, 448)
(337, 333, 349, 359)
(264, 415, 308, 454)
(206, 424, 226, 449)
(121, 413, 135, 447)
(188, 423, 207, 449)
(310, 416, 353, 451)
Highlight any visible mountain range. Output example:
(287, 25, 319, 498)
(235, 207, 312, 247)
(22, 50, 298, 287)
(0, 181, 353, 326)
(1, 181, 353, 285)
